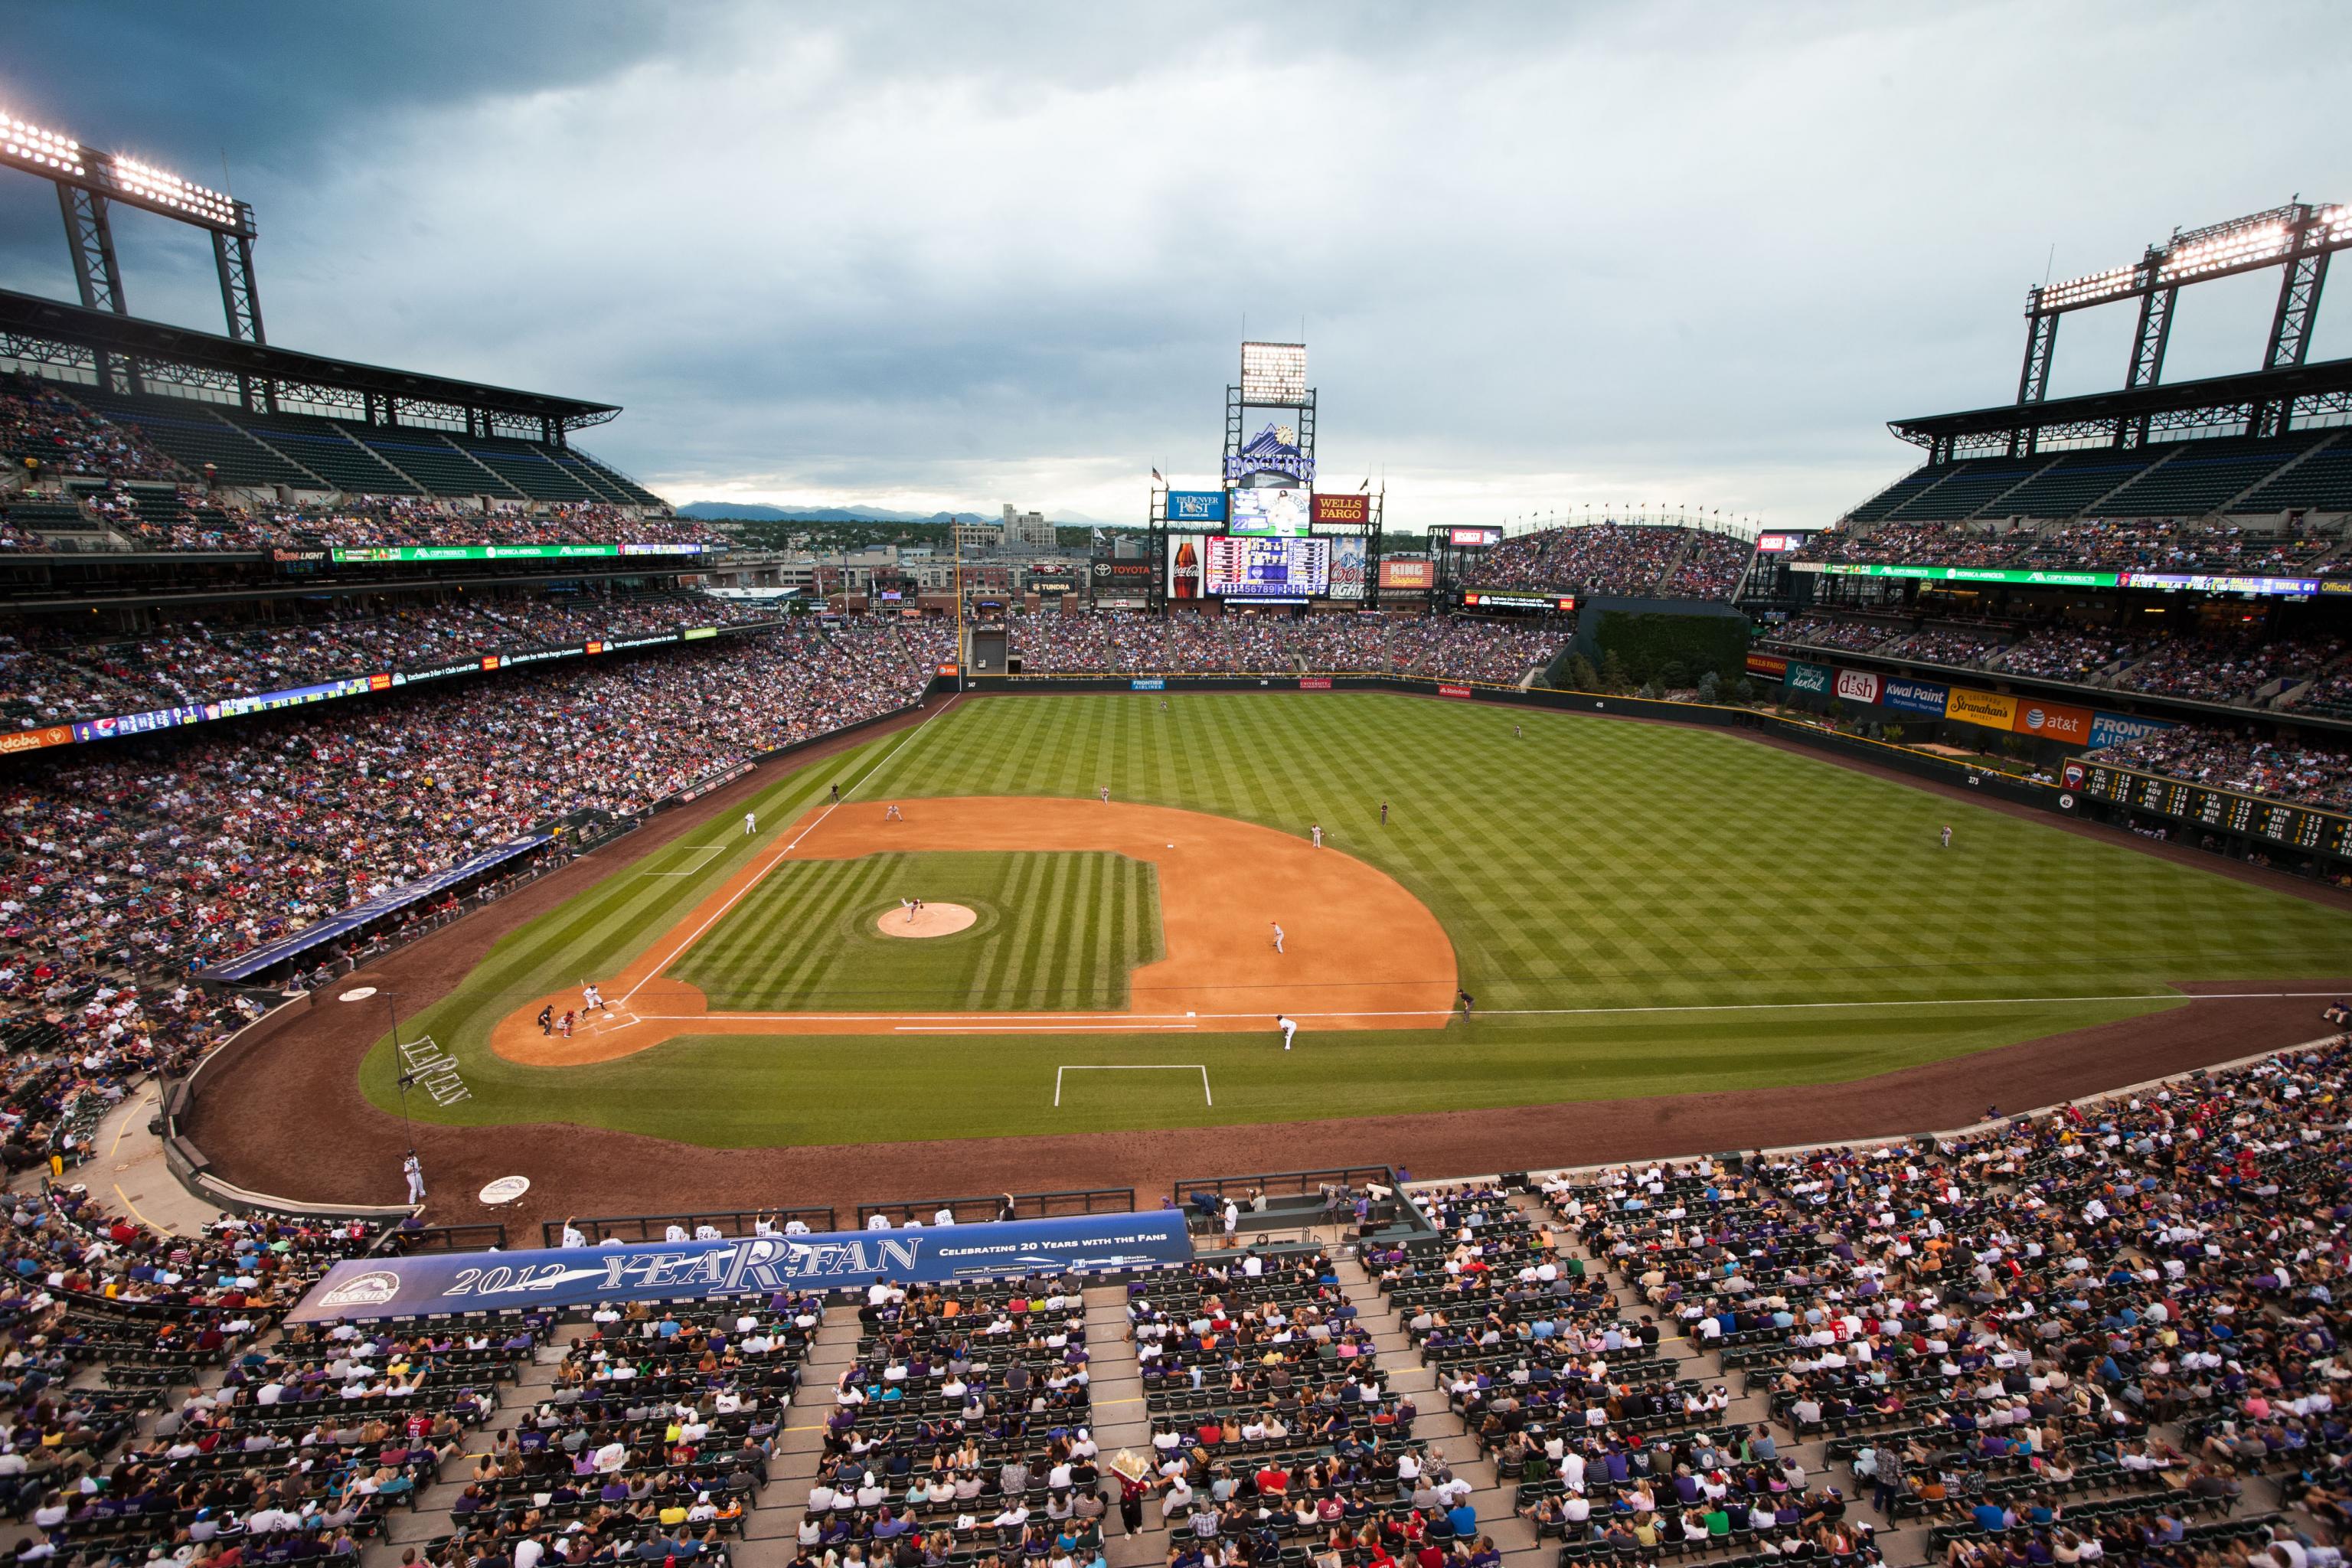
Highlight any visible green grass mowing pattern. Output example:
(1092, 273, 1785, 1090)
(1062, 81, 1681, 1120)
(672, 851, 1161, 1012)
(361, 694, 2352, 1148)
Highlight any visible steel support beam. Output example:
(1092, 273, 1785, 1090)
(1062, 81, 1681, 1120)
(2266, 249, 2329, 371)
(56, 183, 125, 315)
(2127, 286, 2176, 389)
(211, 231, 265, 345)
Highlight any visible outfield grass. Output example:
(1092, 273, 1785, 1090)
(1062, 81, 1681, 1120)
(361, 694, 2352, 1146)
(674, 851, 1161, 1011)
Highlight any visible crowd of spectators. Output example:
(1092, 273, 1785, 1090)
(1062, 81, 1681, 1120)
(0, 619, 949, 974)
(0, 488, 723, 554)
(1761, 617, 1900, 655)
(1008, 613, 1562, 684)
(2089, 725, 2352, 811)
(1989, 629, 2145, 683)
(1466, 526, 1756, 602)
(1797, 517, 2351, 577)
(0, 592, 773, 730)
(2115, 638, 2344, 707)
(0, 377, 181, 483)
(1546, 1033, 2352, 1568)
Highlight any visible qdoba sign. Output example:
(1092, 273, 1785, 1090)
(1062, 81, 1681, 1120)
(288, 1211, 1194, 1322)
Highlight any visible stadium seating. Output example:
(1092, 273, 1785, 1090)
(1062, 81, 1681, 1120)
(1834, 430, 2350, 532)
(1007, 612, 1565, 684)
(1465, 525, 1755, 601)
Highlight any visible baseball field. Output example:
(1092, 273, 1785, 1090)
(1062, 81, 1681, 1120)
(358, 691, 2352, 1148)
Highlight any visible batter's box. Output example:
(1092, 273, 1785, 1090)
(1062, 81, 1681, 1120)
(1055, 1063, 1212, 1109)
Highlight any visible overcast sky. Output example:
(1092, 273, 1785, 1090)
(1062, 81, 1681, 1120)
(4, 2, 2348, 526)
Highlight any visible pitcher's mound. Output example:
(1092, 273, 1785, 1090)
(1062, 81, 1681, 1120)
(877, 903, 978, 939)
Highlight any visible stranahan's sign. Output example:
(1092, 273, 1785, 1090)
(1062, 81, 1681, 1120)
(286, 1211, 1194, 1321)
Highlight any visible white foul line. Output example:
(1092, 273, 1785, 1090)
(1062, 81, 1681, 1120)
(618, 695, 959, 1004)
(635, 988, 2338, 1026)
(1055, 1063, 1213, 1107)
(903, 1024, 1197, 1034)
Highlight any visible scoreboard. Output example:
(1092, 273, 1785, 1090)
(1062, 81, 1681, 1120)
(2073, 763, 2352, 858)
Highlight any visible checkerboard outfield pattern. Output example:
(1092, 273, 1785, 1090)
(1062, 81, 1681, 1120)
(902, 692, 2350, 1015)
(364, 692, 2352, 1147)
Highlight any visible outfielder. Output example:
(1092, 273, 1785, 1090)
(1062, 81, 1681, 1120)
(1277, 1014, 1297, 1050)
(743, 810, 756, 836)
(1310, 823, 1322, 849)
(1940, 825, 1952, 849)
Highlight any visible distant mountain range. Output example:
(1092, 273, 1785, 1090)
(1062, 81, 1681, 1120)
(675, 502, 1127, 527)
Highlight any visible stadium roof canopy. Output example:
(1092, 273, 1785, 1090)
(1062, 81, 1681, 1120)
(1890, 358, 2352, 462)
(0, 287, 619, 440)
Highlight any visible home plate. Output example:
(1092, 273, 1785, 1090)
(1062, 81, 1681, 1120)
(878, 903, 978, 939)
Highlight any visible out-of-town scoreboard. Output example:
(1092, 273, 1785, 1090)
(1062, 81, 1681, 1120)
(2069, 762, 2352, 857)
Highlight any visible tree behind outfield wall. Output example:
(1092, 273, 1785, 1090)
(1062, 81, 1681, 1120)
(1599, 649, 1632, 693)
(1584, 608, 1749, 688)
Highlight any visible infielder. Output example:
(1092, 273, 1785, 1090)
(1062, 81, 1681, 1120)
(1277, 1014, 1297, 1050)
(743, 810, 756, 836)
(885, 803, 903, 821)
(1310, 823, 1322, 849)
(402, 1151, 426, 1204)
(1099, 786, 1110, 803)
(1271, 922, 1285, 955)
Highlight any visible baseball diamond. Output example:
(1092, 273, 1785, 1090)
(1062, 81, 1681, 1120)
(22, 29, 2352, 1568)
(286, 690, 2352, 1158)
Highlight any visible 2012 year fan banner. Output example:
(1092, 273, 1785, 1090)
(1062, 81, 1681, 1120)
(286, 1210, 1194, 1321)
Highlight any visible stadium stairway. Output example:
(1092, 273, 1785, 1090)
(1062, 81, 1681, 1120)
(1083, 1284, 1158, 1568)
(746, 1308, 864, 1563)
(1484, 1184, 2314, 1568)
(1491, 1191, 1828, 1560)
(1331, 1253, 1542, 1568)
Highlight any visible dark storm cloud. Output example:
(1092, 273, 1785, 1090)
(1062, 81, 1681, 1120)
(2, 2, 2347, 522)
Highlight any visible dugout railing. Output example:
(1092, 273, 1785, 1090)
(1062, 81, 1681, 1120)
(379, 1221, 508, 1254)
(854, 1186, 1135, 1228)
(541, 1205, 839, 1249)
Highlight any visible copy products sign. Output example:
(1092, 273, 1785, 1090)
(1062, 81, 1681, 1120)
(1943, 686, 2018, 731)
(1833, 668, 1882, 704)
(2011, 699, 2093, 744)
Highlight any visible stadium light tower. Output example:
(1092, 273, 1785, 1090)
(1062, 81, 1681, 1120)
(0, 106, 265, 345)
(2017, 201, 2350, 418)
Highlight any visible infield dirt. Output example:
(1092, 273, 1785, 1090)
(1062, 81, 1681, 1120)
(492, 796, 1459, 1066)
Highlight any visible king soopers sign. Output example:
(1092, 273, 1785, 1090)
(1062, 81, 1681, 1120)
(287, 1212, 1194, 1322)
